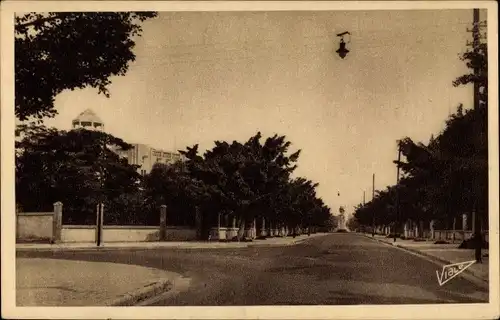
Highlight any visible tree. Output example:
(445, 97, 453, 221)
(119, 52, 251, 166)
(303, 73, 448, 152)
(144, 132, 331, 240)
(355, 99, 488, 236)
(452, 18, 489, 237)
(15, 12, 157, 120)
(346, 215, 359, 232)
(179, 133, 304, 239)
(452, 40, 488, 107)
(16, 124, 141, 224)
(143, 161, 207, 227)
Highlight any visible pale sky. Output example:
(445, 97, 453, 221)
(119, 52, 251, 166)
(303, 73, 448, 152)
(40, 9, 476, 215)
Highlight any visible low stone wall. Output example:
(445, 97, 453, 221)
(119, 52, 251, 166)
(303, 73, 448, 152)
(400, 229, 490, 242)
(431, 230, 481, 241)
(61, 225, 95, 243)
(103, 226, 160, 242)
(61, 225, 197, 243)
(17, 212, 54, 242)
(16, 202, 63, 243)
(163, 226, 197, 241)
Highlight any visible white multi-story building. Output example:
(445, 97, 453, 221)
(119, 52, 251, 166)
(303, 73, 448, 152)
(115, 144, 183, 176)
(71, 109, 182, 175)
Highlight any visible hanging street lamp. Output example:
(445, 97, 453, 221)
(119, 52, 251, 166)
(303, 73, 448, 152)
(336, 31, 351, 59)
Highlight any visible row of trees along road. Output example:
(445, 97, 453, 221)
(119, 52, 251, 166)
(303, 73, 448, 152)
(350, 20, 488, 244)
(144, 132, 333, 239)
(15, 13, 334, 238)
(16, 126, 334, 239)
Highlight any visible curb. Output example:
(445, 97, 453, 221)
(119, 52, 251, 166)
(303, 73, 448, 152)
(247, 237, 308, 248)
(15, 246, 175, 253)
(247, 234, 329, 248)
(16, 246, 248, 253)
(362, 234, 489, 287)
(16, 234, 331, 252)
(105, 280, 173, 306)
(16, 243, 250, 252)
(16, 236, 321, 252)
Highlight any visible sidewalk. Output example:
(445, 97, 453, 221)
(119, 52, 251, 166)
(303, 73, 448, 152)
(366, 234, 489, 283)
(16, 258, 181, 306)
(16, 233, 328, 252)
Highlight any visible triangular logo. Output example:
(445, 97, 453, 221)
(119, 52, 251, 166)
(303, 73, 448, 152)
(436, 260, 476, 286)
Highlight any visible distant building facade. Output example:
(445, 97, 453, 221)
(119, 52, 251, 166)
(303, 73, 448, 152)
(71, 109, 182, 175)
(115, 144, 183, 175)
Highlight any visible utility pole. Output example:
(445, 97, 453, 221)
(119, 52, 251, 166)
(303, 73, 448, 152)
(472, 8, 482, 263)
(96, 203, 103, 246)
(363, 191, 366, 205)
(394, 143, 402, 243)
(96, 135, 106, 247)
(371, 173, 375, 237)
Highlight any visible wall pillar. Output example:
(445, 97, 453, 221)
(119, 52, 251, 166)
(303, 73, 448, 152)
(95, 203, 104, 245)
(160, 205, 167, 241)
(52, 202, 63, 243)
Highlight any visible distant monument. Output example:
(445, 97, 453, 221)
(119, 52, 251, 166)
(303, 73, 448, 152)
(338, 206, 346, 230)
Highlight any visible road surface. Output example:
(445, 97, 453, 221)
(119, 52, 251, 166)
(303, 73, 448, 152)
(17, 233, 488, 305)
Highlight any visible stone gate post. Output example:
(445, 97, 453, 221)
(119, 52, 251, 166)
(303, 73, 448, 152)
(160, 205, 167, 241)
(52, 202, 63, 243)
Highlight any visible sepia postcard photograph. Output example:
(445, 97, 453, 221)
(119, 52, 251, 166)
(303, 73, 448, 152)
(1, 1, 499, 319)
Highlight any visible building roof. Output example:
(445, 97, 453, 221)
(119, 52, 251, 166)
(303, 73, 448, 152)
(73, 109, 103, 124)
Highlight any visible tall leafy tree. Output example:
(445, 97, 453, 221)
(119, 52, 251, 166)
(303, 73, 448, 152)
(143, 161, 209, 227)
(16, 124, 141, 224)
(15, 12, 157, 120)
